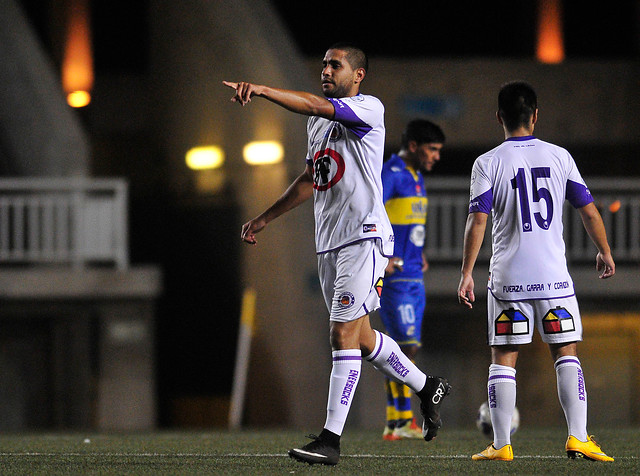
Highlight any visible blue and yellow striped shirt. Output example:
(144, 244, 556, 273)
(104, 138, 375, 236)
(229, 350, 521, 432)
(381, 154, 428, 281)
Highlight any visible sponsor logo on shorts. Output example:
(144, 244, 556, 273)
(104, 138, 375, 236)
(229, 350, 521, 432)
(338, 292, 355, 309)
(542, 307, 575, 333)
(363, 224, 377, 233)
(495, 308, 529, 335)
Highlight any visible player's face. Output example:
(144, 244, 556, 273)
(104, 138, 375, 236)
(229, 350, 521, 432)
(414, 142, 443, 173)
(321, 49, 361, 98)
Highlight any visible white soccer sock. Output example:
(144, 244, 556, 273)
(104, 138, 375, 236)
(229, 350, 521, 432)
(364, 330, 427, 393)
(324, 349, 362, 436)
(555, 356, 588, 441)
(488, 363, 517, 449)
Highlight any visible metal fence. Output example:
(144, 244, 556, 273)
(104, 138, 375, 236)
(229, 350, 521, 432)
(0, 178, 128, 270)
(425, 177, 640, 264)
(0, 176, 637, 270)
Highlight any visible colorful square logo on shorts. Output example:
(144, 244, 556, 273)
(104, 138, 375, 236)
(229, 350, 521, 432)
(495, 308, 529, 335)
(374, 277, 384, 297)
(542, 307, 575, 333)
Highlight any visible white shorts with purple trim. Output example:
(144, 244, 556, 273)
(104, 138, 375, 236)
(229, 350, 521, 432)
(317, 239, 388, 322)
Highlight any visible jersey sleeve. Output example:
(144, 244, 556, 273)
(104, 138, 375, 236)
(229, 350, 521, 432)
(565, 155, 594, 208)
(328, 96, 383, 139)
(468, 158, 492, 214)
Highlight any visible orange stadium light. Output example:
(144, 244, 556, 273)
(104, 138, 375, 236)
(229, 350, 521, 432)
(62, 0, 94, 107)
(536, 0, 565, 64)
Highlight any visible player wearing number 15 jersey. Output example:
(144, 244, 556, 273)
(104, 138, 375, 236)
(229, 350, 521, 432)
(458, 81, 615, 462)
(468, 127, 592, 302)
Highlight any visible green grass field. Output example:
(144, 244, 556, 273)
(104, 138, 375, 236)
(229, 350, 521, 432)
(0, 427, 637, 475)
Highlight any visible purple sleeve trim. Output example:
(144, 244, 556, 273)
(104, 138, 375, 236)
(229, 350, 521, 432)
(469, 188, 493, 213)
(329, 98, 373, 139)
(566, 179, 593, 208)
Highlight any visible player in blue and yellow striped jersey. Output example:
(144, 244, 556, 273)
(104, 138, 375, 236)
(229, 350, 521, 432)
(380, 119, 446, 440)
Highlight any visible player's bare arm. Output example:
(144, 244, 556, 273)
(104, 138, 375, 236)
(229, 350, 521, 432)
(240, 165, 314, 245)
(458, 212, 488, 308)
(223, 81, 335, 119)
(577, 202, 615, 279)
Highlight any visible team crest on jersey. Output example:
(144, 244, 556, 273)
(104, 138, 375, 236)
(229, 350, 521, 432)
(326, 123, 343, 142)
(542, 307, 575, 333)
(313, 148, 345, 191)
(495, 308, 529, 335)
(338, 291, 355, 309)
(375, 277, 384, 297)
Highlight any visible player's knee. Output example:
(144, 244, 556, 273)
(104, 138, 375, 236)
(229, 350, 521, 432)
(329, 323, 356, 350)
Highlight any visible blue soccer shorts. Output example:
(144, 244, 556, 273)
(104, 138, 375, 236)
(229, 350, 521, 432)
(378, 279, 425, 347)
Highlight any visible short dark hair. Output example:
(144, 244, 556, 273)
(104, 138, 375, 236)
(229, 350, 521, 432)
(498, 81, 537, 131)
(328, 42, 368, 72)
(401, 119, 446, 148)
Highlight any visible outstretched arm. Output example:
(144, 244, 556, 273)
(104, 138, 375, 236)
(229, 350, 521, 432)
(223, 81, 335, 119)
(577, 202, 615, 278)
(458, 212, 488, 309)
(240, 165, 314, 245)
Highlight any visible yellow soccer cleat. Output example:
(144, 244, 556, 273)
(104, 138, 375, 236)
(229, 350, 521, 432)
(382, 425, 401, 441)
(392, 419, 423, 439)
(566, 435, 614, 462)
(472, 443, 514, 461)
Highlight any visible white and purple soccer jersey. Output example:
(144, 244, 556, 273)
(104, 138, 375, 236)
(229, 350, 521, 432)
(468, 136, 593, 301)
(306, 94, 394, 256)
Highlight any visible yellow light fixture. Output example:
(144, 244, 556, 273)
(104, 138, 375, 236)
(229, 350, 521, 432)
(62, 0, 94, 107)
(67, 90, 91, 108)
(186, 146, 225, 170)
(243, 141, 284, 165)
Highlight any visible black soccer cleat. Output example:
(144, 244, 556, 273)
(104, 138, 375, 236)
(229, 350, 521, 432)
(288, 434, 340, 466)
(417, 375, 451, 442)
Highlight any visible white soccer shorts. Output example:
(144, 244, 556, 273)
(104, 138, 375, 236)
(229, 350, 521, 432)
(317, 239, 388, 322)
(487, 293, 583, 346)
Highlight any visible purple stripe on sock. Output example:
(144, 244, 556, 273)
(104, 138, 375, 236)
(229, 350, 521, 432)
(366, 331, 384, 362)
(488, 374, 516, 381)
(333, 355, 362, 362)
(555, 357, 581, 368)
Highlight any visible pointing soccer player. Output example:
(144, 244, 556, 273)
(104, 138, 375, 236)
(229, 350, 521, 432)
(225, 42, 450, 466)
(458, 81, 615, 462)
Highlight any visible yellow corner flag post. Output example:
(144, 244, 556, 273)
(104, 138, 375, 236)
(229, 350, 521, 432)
(229, 287, 256, 430)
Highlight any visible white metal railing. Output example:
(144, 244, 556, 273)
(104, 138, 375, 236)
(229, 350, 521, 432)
(425, 177, 640, 263)
(0, 178, 128, 270)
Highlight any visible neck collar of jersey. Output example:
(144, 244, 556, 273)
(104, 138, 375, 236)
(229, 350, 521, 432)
(506, 135, 536, 142)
